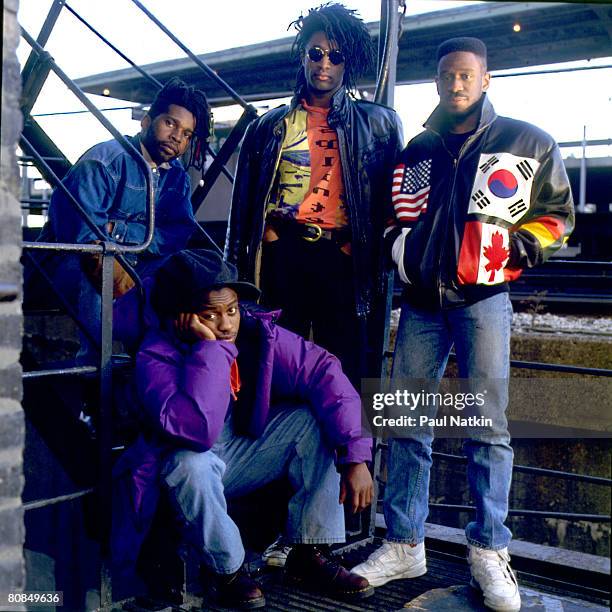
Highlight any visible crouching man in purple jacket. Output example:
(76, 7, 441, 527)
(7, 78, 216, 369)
(112, 249, 374, 609)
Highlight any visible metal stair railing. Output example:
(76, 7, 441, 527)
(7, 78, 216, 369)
(127, 0, 260, 213)
(17, 1, 274, 606)
(36, 0, 258, 245)
(65, 0, 256, 210)
(375, 351, 612, 529)
(20, 24, 156, 607)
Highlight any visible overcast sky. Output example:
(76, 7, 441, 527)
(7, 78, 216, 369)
(16, 0, 612, 163)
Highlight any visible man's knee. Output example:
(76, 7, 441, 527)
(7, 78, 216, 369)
(164, 450, 226, 490)
(290, 407, 327, 449)
(291, 406, 318, 429)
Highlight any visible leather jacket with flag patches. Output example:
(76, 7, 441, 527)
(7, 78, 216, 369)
(387, 95, 574, 309)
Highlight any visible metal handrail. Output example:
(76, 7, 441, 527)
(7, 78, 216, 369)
(23, 250, 102, 350)
(375, 477, 611, 522)
(23, 488, 96, 512)
(429, 503, 610, 523)
(375, 439, 612, 524)
(59, 2, 244, 196)
(20, 0, 64, 117)
(23, 366, 99, 379)
(130, 0, 253, 111)
(21, 28, 155, 257)
(535, 259, 612, 268)
(503, 359, 612, 377)
(375, 444, 612, 488)
(384, 350, 612, 378)
(431, 451, 612, 486)
(63, 2, 163, 90)
(19, 135, 145, 356)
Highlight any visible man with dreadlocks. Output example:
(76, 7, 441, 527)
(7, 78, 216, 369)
(225, 3, 403, 387)
(36, 77, 210, 361)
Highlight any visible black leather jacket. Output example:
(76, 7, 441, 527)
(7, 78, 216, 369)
(225, 87, 403, 319)
(388, 95, 574, 309)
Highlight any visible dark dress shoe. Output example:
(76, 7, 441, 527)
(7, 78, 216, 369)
(213, 566, 266, 610)
(284, 545, 374, 600)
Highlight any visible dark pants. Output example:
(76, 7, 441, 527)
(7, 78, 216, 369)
(260, 234, 361, 385)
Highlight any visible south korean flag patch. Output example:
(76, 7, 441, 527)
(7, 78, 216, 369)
(468, 152, 540, 224)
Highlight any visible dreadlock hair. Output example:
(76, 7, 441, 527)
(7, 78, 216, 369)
(290, 2, 375, 95)
(148, 77, 211, 170)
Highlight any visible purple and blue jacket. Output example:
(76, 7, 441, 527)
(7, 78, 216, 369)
(112, 307, 372, 570)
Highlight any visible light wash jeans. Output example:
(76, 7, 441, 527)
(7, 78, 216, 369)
(162, 405, 345, 574)
(384, 292, 514, 550)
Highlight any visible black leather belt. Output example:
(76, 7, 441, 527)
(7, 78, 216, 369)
(275, 221, 350, 244)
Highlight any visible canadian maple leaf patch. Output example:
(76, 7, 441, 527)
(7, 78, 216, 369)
(482, 231, 509, 282)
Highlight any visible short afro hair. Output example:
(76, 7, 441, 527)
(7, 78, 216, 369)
(290, 3, 375, 94)
(436, 37, 487, 69)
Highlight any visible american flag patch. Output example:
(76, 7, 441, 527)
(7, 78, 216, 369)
(392, 159, 432, 221)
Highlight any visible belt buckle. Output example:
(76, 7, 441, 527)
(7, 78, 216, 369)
(303, 223, 323, 242)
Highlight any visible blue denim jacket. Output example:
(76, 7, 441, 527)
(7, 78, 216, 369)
(45, 134, 198, 263)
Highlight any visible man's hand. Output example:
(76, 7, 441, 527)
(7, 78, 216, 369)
(339, 462, 373, 514)
(112, 260, 135, 298)
(262, 224, 280, 243)
(174, 313, 217, 343)
(83, 254, 135, 299)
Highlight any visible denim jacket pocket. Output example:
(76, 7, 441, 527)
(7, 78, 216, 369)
(109, 219, 129, 243)
(109, 218, 147, 247)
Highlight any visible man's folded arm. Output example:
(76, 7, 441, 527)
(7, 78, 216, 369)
(136, 332, 238, 451)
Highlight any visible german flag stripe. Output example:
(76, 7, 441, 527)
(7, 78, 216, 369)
(520, 215, 565, 248)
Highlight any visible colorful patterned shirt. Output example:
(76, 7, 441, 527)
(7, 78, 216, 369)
(266, 101, 348, 230)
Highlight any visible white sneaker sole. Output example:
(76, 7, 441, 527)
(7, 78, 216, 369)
(470, 578, 521, 612)
(356, 561, 427, 587)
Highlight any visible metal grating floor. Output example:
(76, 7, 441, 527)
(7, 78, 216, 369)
(123, 539, 609, 612)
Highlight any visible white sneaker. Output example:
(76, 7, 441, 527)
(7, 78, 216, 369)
(351, 541, 427, 587)
(261, 536, 292, 568)
(468, 545, 521, 612)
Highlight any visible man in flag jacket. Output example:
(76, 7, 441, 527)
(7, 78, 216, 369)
(352, 37, 574, 612)
(385, 73, 573, 310)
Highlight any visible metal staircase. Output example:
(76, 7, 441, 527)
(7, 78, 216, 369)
(18, 1, 406, 608)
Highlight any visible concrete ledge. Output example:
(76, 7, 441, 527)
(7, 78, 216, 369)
(402, 584, 609, 611)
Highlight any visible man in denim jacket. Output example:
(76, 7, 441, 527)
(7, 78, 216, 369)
(36, 78, 210, 361)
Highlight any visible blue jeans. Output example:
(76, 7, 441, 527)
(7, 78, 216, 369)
(29, 250, 115, 365)
(162, 405, 345, 574)
(384, 292, 513, 550)
(40, 252, 163, 365)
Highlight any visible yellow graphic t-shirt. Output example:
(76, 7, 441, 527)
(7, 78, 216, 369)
(266, 101, 348, 230)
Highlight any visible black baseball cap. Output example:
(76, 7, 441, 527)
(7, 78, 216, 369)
(151, 249, 260, 316)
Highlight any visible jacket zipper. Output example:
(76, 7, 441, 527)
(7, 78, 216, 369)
(434, 126, 488, 308)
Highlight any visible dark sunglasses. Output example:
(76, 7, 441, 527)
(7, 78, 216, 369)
(306, 46, 345, 66)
